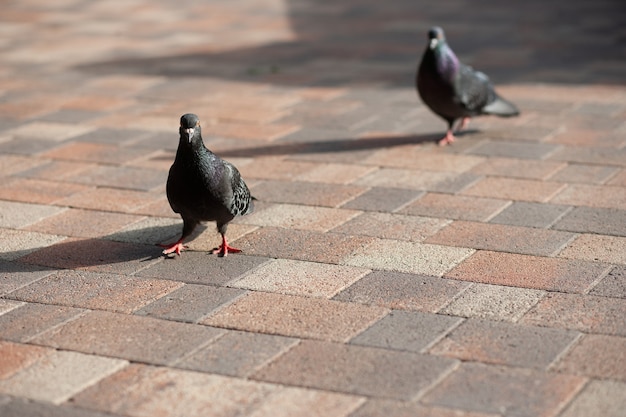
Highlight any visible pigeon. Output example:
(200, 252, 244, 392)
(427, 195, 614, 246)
(160, 113, 254, 256)
(416, 26, 519, 146)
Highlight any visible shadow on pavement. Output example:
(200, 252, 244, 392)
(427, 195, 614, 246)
(75, 0, 626, 86)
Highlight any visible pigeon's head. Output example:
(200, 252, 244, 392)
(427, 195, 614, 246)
(427, 26, 446, 49)
(179, 113, 201, 144)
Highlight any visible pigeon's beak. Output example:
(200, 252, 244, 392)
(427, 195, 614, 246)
(185, 128, 194, 143)
(429, 38, 439, 49)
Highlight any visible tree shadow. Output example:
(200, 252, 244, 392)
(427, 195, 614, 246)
(75, 0, 626, 86)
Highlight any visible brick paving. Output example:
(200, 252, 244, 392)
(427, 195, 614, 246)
(0, 0, 625, 416)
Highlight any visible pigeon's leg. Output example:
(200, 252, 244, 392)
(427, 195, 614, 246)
(211, 233, 241, 257)
(457, 117, 470, 131)
(159, 219, 196, 256)
(438, 129, 456, 146)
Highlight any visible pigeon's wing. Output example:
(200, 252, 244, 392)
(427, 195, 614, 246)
(454, 64, 494, 114)
(223, 160, 254, 217)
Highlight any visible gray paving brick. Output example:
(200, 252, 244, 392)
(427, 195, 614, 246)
(253, 340, 457, 400)
(350, 310, 462, 353)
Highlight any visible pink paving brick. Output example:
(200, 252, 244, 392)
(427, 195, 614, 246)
(429, 319, 579, 369)
(520, 293, 626, 336)
(6, 269, 182, 314)
(24, 208, 144, 238)
(0, 178, 92, 205)
(54, 187, 161, 213)
(421, 362, 585, 417)
(242, 203, 360, 232)
(0, 341, 51, 380)
(0, 302, 86, 343)
(331, 212, 449, 242)
(550, 183, 626, 210)
(446, 250, 611, 293)
(553, 334, 626, 381)
(461, 177, 566, 203)
(31, 310, 225, 365)
(470, 157, 566, 180)
(425, 220, 576, 256)
(558, 234, 626, 264)
(253, 340, 457, 400)
(399, 192, 510, 222)
(203, 291, 388, 342)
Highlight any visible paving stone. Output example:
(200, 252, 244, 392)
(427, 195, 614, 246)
(554, 334, 626, 381)
(343, 238, 475, 276)
(239, 156, 319, 180)
(234, 227, 376, 264)
(245, 386, 365, 417)
(441, 283, 546, 322)
(18, 238, 161, 274)
(41, 142, 148, 165)
(253, 340, 457, 400)
(558, 234, 626, 264)
(399, 193, 509, 222)
(426, 220, 575, 256)
(70, 364, 277, 416)
(230, 258, 369, 298)
(466, 140, 560, 160)
(5, 121, 95, 142)
(0, 178, 92, 205)
(104, 216, 180, 245)
(551, 184, 626, 210)
(331, 212, 449, 242)
(0, 228, 66, 261)
(174, 330, 299, 378)
(134, 284, 245, 322)
(0, 302, 86, 343)
(14, 160, 94, 181)
(350, 399, 500, 417)
(0, 260, 53, 296)
(559, 380, 626, 417)
(470, 157, 565, 179)
(294, 162, 376, 184)
(251, 180, 367, 207)
(549, 163, 619, 184)
(25, 209, 144, 238)
(242, 203, 360, 232)
(6, 269, 182, 314)
(0, 346, 127, 405)
(489, 201, 571, 228)
(203, 292, 388, 342)
(340, 187, 423, 212)
(31, 310, 225, 365)
(607, 169, 626, 187)
(354, 168, 468, 193)
(0, 201, 65, 229)
(553, 206, 626, 237)
(0, 398, 123, 417)
(446, 251, 611, 293)
(461, 177, 566, 203)
(135, 251, 269, 285)
(350, 310, 462, 353)
(590, 266, 626, 298)
(0, 341, 51, 379)
(55, 187, 161, 213)
(333, 270, 469, 312)
(363, 147, 485, 172)
(520, 293, 626, 336)
(548, 146, 626, 167)
(65, 165, 167, 191)
(430, 319, 579, 369)
(0, 299, 22, 316)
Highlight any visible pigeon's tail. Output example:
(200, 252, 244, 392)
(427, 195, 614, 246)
(483, 96, 519, 117)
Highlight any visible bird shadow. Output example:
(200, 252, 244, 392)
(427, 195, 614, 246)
(0, 222, 217, 274)
(215, 131, 450, 158)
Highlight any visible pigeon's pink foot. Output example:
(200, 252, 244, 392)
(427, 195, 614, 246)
(159, 239, 187, 256)
(458, 117, 471, 131)
(211, 236, 241, 257)
(438, 130, 456, 146)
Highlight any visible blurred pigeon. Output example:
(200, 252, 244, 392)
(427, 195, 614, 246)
(160, 113, 254, 256)
(417, 26, 519, 145)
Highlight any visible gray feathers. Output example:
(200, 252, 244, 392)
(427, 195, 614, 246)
(417, 26, 519, 129)
(166, 113, 254, 239)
